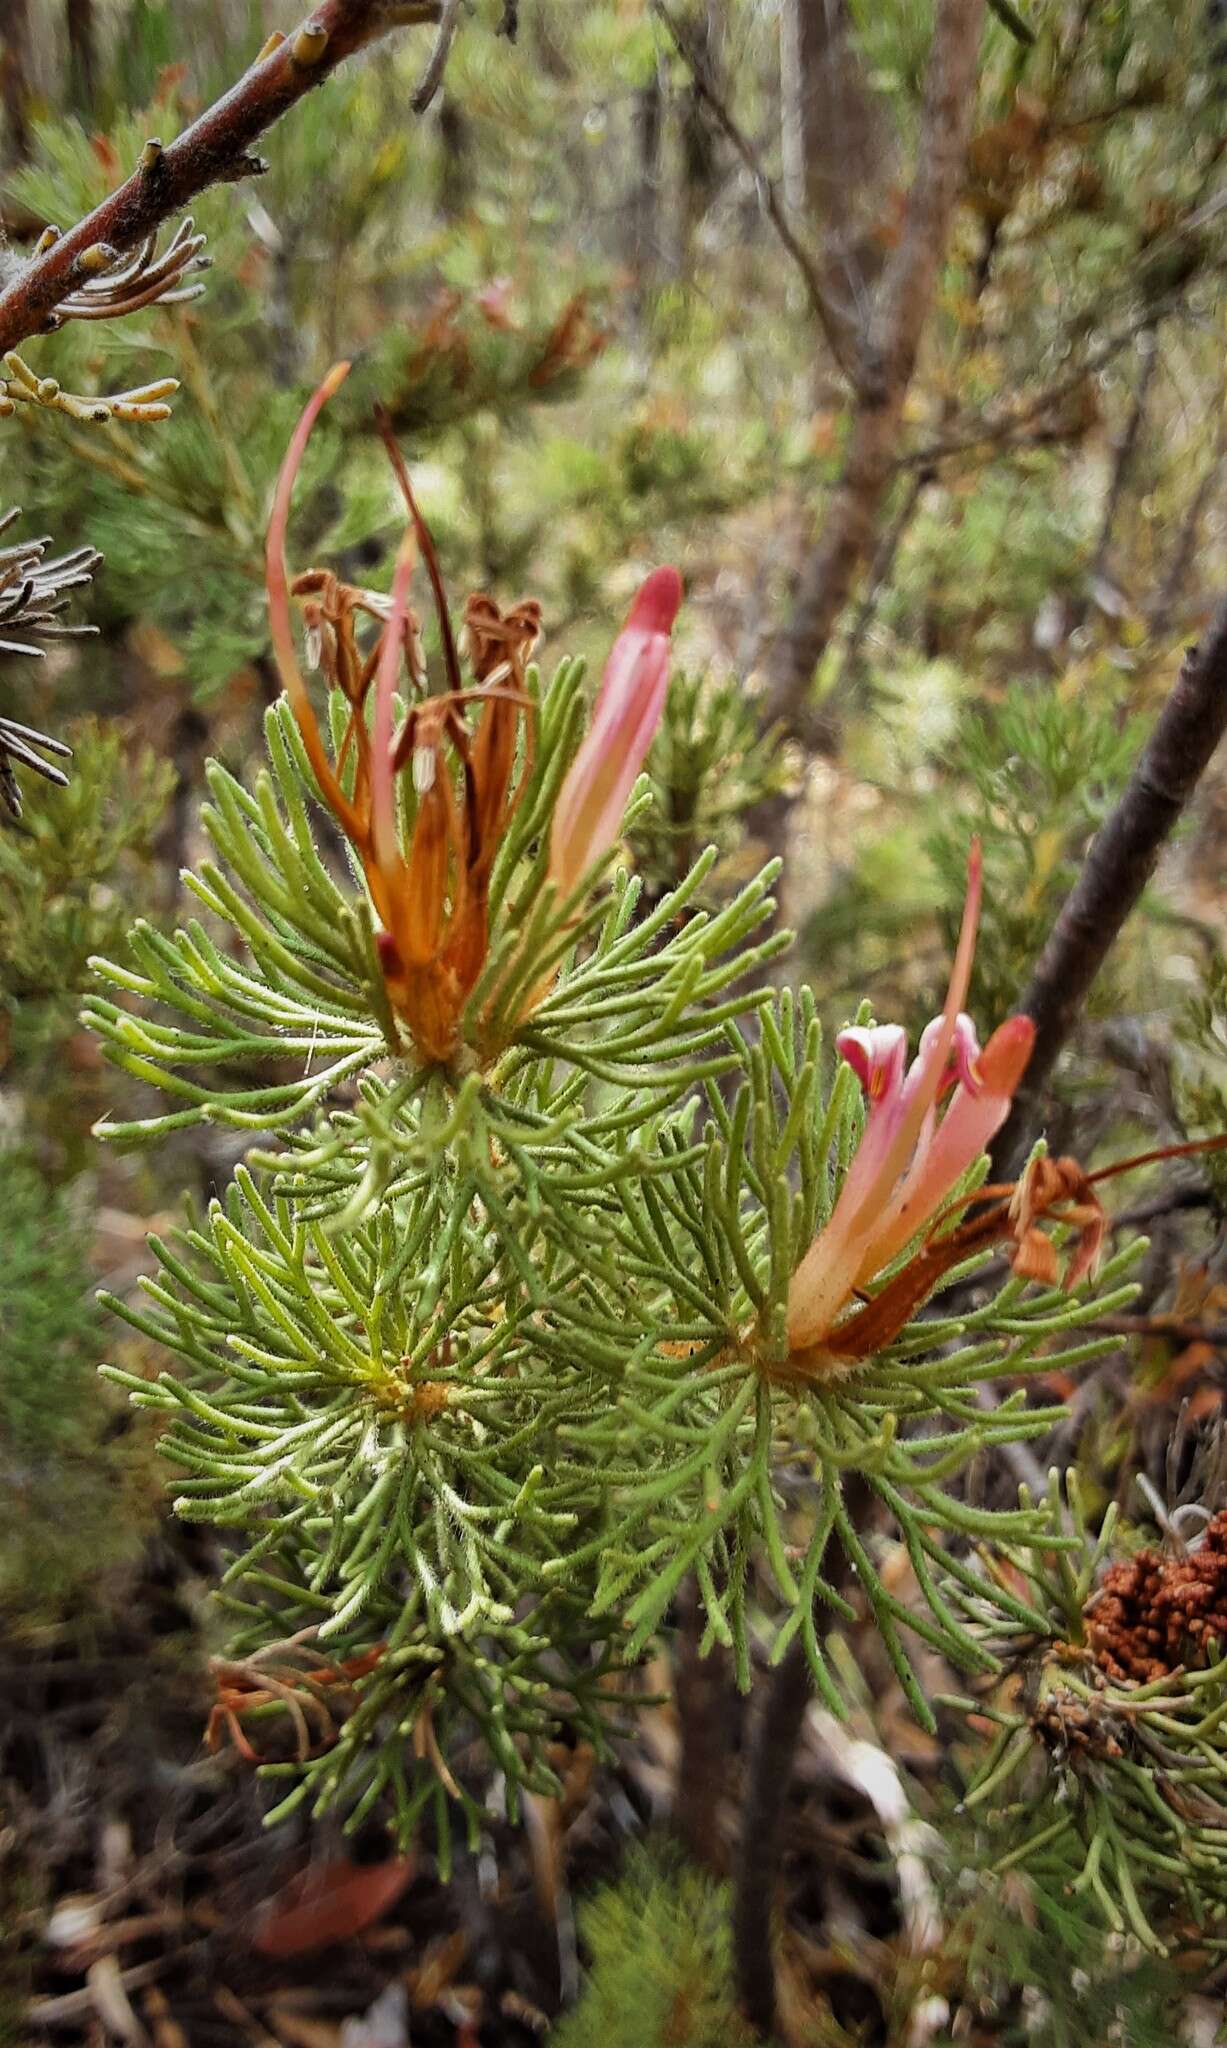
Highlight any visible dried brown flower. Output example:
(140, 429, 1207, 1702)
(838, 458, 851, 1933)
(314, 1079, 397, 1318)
(1087, 1510, 1227, 1684)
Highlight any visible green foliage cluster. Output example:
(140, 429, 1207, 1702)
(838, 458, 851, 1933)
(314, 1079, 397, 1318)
(630, 669, 788, 895)
(0, 720, 172, 1057)
(804, 678, 1146, 1036)
(925, 682, 1145, 1027)
(929, 1820, 1192, 2048)
(0, 1154, 152, 1626)
(552, 1848, 762, 2048)
(83, 640, 1143, 1850)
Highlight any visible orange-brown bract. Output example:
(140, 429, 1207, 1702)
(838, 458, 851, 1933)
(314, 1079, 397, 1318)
(266, 366, 539, 1065)
(266, 368, 681, 1067)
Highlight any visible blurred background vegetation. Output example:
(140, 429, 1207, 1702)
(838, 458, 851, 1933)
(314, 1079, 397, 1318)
(3, 1, 1227, 2042)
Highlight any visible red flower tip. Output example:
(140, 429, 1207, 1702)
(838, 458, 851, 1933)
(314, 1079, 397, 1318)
(626, 565, 683, 636)
(977, 1013, 1035, 1094)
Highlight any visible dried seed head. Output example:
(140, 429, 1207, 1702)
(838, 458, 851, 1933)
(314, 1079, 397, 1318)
(1088, 1512, 1227, 1684)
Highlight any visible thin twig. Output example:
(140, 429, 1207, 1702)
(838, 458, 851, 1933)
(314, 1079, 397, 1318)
(1112, 1183, 1216, 1230)
(0, 0, 444, 356)
(1086, 327, 1159, 596)
(987, 0, 1036, 42)
(650, 0, 863, 389)
(832, 467, 933, 690)
(411, 0, 462, 113)
(759, 0, 988, 740)
(900, 272, 1208, 476)
(1151, 400, 1227, 638)
(993, 599, 1227, 1173)
(1088, 1314, 1227, 1348)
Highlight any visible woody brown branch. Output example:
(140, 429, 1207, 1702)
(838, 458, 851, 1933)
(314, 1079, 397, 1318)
(731, 1471, 876, 2036)
(0, 0, 442, 358)
(993, 596, 1227, 1175)
(761, 0, 987, 740)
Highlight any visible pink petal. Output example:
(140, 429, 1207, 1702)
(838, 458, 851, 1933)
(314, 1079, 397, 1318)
(913, 1012, 979, 1155)
(850, 842, 982, 1225)
(821, 1023, 912, 1232)
(835, 1024, 909, 1102)
(854, 1013, 1035, 1278)
(590, 568, 682, 722)
(549, 570, 680, 899)
(787, 1026, 911, 1349)
(786, 845, 984, 1350)
(624, 564, 684, 638)
(944, 1013, 982, 1096)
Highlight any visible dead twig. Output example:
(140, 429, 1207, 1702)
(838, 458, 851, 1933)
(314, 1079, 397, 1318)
(899, 271, 1210, 477)
(650, 0, 863, 389)
(27, 1956, 181, 2028)
(411, 0, 463, 113)
(1088, 1313, 1227, 1348)
(759, 0, 988, 740)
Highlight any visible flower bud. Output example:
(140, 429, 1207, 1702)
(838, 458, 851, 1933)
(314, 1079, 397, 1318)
(975, 1013, 1035, 1095)
(548, 567, 682, 901)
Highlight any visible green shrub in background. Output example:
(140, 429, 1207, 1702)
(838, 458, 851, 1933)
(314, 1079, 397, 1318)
(552, 1849, 762, 2048)
(0, 721, 172, 1049)
(0, 1154, 154, 1628)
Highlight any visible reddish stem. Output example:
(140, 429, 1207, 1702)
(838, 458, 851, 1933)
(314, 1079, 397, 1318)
(0, 0, 441, 356)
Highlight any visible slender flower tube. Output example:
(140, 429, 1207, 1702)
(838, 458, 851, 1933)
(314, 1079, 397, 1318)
(856, 1009, 1036, 1281)
(786, 845, 1036, 1355)
(266, 359, 360, 838)
(548, 565, 682, 901)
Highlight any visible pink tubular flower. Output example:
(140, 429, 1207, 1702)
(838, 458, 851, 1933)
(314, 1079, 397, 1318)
(548, 566, 682, 901)
(786, 844, 1036, 1354)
